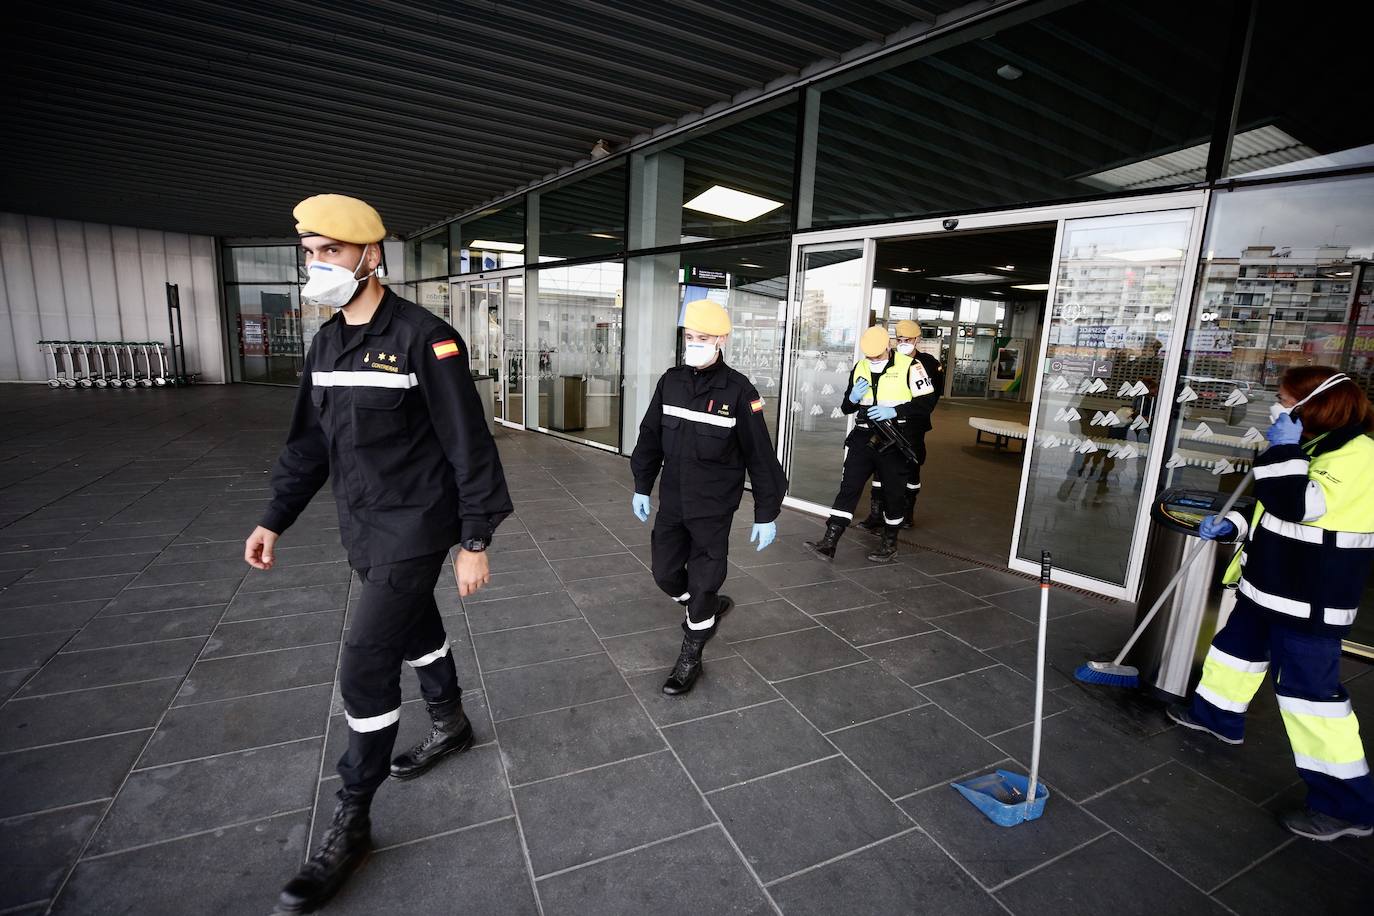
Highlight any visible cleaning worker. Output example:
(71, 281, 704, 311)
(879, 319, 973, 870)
(857, 319, 941, 531)
(1169, 366, 1374, 841)
(805, 325, 918, 563)
(244, 194, 512, 911)
(630, 299, 788, 695)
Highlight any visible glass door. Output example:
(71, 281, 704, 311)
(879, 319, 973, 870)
(1010, 208, 1203, 595)
(503, 275, 525, 427)
(780, 242, 871, 509)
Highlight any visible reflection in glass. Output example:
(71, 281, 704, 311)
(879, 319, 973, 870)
(453, 202, 526, 274)
(417, 230, 448, 280)
(533, 262, 623, 449)
(783, 246, 866, 506)
(1017, 211, 1195, 586)
(811, 0, 1231, 226)
(505, 276, 525, 425)
(223, 246, 297, 284)
(226, 284, 303, 384)
(538, 162, 627, 262)
(416, 280, 450, 322)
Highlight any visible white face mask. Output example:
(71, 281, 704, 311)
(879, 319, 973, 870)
(896, 342, 916, 356)
(1268, 373, 1354, 424)
(867, 358, 888, 372)
(302, 245, 374, 309)
(683, 338, 719, 368)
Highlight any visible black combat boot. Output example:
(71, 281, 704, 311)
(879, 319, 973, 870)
(804, 521, 846, 560)
(662, 634, 707, 695)
(857, 493, 884, 532)
(904, 492, 917, 529)
(278, 788, 372, 913)
(389, 697, 474, 780)
(866, 525, 900, 563)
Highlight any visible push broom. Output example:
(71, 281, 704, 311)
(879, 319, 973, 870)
(1074, 469, 1255, 688)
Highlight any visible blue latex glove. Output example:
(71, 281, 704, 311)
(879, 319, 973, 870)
(1198, 515, 1236, 541)
(632, 493, 651, 523)
(1266, 413, 1303, 446)
(867, 405, 897, 421)
(750, 521, 776, 552)
(848, 378, 870, 404)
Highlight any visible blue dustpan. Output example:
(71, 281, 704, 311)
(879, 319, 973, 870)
(952, 769, 1049, 827)
(953, 551, 1053, 828)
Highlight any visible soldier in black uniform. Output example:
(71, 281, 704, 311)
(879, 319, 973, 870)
(630, 299, 789, 695)
(244, 195, 512, 913)
(857, 319, 941, 531)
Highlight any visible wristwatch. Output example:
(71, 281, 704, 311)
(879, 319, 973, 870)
(460, 536, 490, 553)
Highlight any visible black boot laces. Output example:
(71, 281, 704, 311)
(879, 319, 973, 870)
(303, 804, 364, 875)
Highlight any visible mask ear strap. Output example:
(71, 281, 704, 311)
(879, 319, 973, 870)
(1294, 373, 1352, 412)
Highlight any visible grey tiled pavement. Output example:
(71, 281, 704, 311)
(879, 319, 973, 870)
(1, 384, 1372, 915)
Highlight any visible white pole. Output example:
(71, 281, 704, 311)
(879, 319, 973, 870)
(1026, 551, 1050, 816)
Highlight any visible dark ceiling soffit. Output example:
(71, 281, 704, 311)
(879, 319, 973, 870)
(406, 0, 1026, 238)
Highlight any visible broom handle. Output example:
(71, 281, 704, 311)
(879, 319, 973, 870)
(1026, 551, 1051, 812)
(1110, 469, 1257, 666)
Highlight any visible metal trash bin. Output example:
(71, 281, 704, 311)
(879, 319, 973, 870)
(1126, 487, 1256, 703)
(552, 375, 586, 432)
(470, 372, 497, 436)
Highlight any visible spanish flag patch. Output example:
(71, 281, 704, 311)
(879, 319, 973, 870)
(431, 339, 460, 360)
(751, 398, 765, 413)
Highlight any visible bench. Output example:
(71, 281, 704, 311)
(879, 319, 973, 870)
(969, 417, 1029, 452)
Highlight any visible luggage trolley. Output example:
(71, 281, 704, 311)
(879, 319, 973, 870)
(39, 340, 61, 387)
(118, 342, 143, 388)
(56, 342, 79, 388)
(150, 342, 170, 386)
(131, 342, 154, 387)
(73, 342, 95, 388)
(91, 341, 112, 388)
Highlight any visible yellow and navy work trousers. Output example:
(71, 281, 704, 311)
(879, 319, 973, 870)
(339, 550, 459, 793)
(1190, 601, 1374, 824)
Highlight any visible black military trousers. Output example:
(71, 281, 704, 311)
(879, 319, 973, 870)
(871, 428, 927, 517)
(651, 508, 732, 642)
(829, 441, 911, 527)
(338, 550, 459, 793)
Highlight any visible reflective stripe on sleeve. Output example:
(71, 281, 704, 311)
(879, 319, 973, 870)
(1324, 606, 1359, 627)
(406, 640, 450, 668)
(312, 370, 419, 389)
(1336, 531, 1374, 548)
(1259, 514, 1323, 544)
(346, 707, 401, 733)
(662, 404, 737, 428)
(1254, 458, 1310, 480)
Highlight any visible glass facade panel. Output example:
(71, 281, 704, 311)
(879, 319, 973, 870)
(225, 283, 303, 384)
(223, 246, 297, 284)
(812, 0, 1232, 227)
(538, 162, 627, 262)
(532, 262, 623, 448)
(416, 280, 450, 322)
(417, 229, 448, 280)
(621, 241, 789, 452)
(783, 245, 867, 507)
(634, 99, 797, 247)
(505, 276, 525, 425)
(453, 201, 526, 274)
(1226, 8, 1374, 179)
(1016, 210, 1196, 586)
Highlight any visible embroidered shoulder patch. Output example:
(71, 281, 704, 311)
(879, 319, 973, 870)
(751, 398, 765, 413)
(431, 339, 460, 360)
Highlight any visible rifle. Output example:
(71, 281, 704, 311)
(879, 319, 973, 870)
(867, 417, 921, 465)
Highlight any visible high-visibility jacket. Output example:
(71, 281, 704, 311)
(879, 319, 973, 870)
(839, 352, 939, 445)
(1221, 424, 1374, 636)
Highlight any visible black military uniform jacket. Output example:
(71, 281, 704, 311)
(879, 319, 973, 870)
(262, 290, 512, 567)
(631, 358, 788, 522)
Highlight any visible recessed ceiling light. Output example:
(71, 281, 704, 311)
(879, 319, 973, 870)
(891, 267, 924, 273)
(469, 239, 524, 252)
(997, 64, 1023, 81)
(934, 272, 1005, 283)
(1013, 283, 1050, 291)
(738, 262, 763, 268)
(1000, 264, 1016, 270)
(587, 232, 619, 240)
(1334, 270, 1352, 277)
(683, 185, 784, 222)
(1116, 247, 1183, 262)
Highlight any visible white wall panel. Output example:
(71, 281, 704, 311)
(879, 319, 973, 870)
(85, 223, 124, 342)
(1, 212, 46, 381)
(0, 212, 222, 382)
(56, 220, 96, 341)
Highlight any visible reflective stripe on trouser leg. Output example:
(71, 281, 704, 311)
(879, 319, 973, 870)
(650, 514, 691, 601)
(682, 513, 732, 642)
(829, 446, 880, 527)
(1270, 623, 1374, 824)
(1190, 602, 1269, 741)
(339, 551, 449, 792)
(875, 446, 911, 527)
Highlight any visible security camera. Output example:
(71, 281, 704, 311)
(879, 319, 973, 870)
(942, 218, 959, 231)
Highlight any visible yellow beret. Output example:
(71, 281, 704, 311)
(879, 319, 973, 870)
(682, 299, 731, 336)
(860, 325, 891, 358)
(293, 194, 386, 244)
(895, 319, 921, 338)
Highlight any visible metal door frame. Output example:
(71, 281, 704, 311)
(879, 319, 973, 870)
(783, 190, 1210, 599)
(449, 267, 524, 428)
